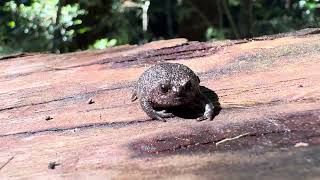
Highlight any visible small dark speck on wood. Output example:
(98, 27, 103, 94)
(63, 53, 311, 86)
(87, 98, 95, 104)
(45, 116, 53, 121)
(48, 162, 60, 169)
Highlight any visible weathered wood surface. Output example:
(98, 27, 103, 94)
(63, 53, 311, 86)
(1, 29, 320, 179)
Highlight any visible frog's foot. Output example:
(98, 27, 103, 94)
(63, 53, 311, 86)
(196, 116, 208, 121)
(156, 110, 175, 118)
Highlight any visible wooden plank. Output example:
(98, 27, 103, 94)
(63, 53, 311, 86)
(0, 31, 320, 179)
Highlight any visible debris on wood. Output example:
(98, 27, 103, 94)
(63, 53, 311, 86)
(45, 116, 53, 121)
(215, 133, 251, 146)
(48, 162, 59, 170)
(87, 98, 95, 104)
(294, 142, 309, 147)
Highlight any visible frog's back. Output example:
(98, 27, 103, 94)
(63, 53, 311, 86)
(136, 63, 198, 98)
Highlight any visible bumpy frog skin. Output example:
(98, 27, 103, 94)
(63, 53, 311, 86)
(131, 63, 214, 122)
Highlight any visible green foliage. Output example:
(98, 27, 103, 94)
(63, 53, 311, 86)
(0, 0, 319, 54)
(252, 0, 320, 36)
(0, 0, 85, 53)
(206, 27, 225, 40)
(228, 0, 240, 7)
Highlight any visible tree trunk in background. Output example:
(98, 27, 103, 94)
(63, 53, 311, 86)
(221, 0, 240, 38)
(239, 0, 253, 38)
(53, 0, 64, 52)
(216, 0, 223, 32)
(178, 0, 219, 41)
(166, 0, 174, 38)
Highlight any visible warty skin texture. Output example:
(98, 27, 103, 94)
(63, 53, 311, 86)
(132, 63, 214, 122)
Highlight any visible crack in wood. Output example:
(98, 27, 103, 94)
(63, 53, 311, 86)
(0, 119, 149, 138)
(0, 84, 131, 112)
(0, 156, 14, 171)
(0, 53, 37, 61)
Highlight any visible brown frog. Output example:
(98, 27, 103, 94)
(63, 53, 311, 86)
(131, 63, 214, 122)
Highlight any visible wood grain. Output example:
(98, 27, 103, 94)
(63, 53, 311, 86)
(0, 31, 320, 179)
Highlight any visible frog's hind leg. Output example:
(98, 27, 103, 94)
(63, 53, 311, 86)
(196, 93, 214, 121)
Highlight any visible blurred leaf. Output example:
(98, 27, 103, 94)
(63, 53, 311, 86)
(0, 0, 86, 53)
(90, 38, 117, 49)
(206, 27, 225, 40)
(7, 21, 15, 28)
(228, 0, 240, 6)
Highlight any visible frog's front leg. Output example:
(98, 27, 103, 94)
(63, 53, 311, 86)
(196, 93, 214, 121)
(140, 97, 173, 122)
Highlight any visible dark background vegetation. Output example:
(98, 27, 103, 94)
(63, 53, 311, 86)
(0, 0, 319, 54)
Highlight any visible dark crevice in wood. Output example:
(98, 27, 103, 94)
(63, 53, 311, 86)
(250, 28, 320, 41)
(0, 53, 38, 61)
(61, 40, 248, 69)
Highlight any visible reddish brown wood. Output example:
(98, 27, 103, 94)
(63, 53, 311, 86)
(0, 30, 320, 179)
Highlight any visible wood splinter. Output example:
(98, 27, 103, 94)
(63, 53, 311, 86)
(215, 133, 251, 146)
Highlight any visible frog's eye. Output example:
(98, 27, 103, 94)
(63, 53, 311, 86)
(184, 80, 192, 90)
(160, 84, 170, 93)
